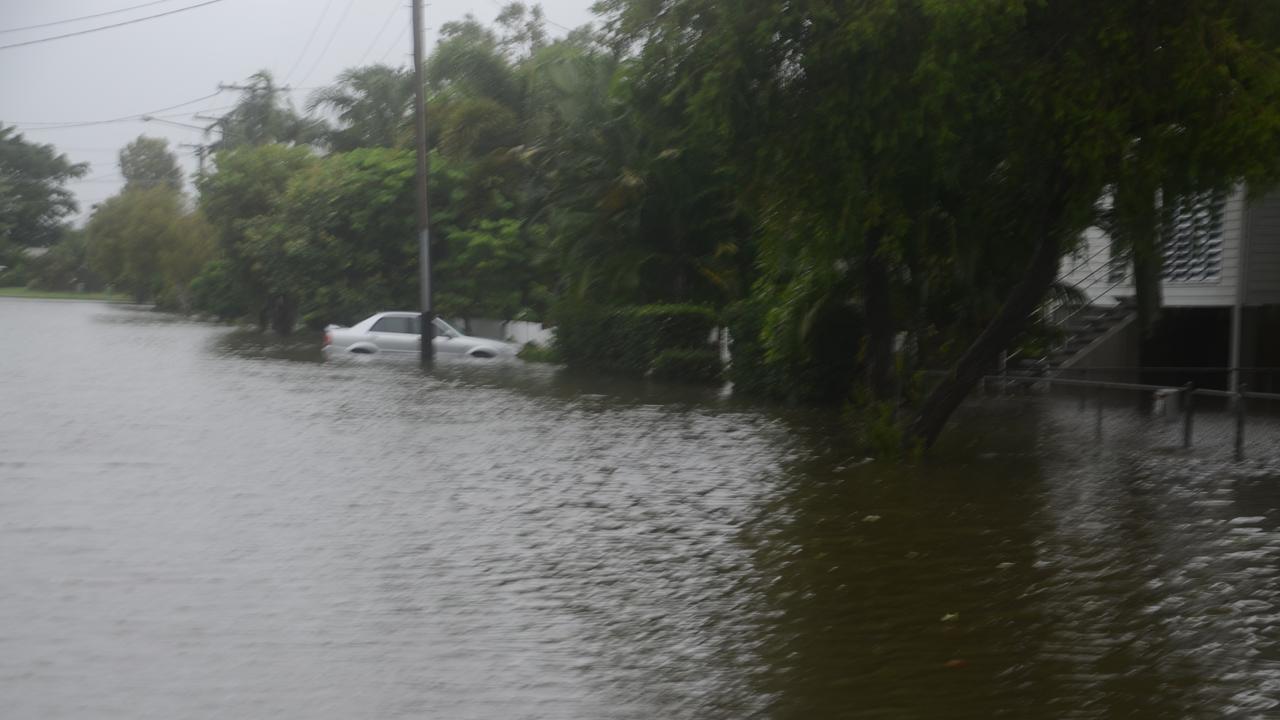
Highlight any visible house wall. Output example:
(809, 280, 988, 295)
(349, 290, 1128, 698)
(1058, 186, 1247, 308)
(1245, 188, 1280, 306)
(1058, 225, 1134, 306)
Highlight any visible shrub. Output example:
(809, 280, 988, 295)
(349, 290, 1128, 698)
(517, 341, 561, 363)
(724, 293, 866, 403)
(552, 302, 721, 380)
(724, 297, 787, 397)
(649, 348, 723, 383)
(190, 260, 249, 320)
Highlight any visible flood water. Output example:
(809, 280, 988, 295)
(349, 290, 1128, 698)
(3, 298, 1280, 719)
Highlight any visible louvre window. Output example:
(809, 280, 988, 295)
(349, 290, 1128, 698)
(1161, 191, 1225, 282)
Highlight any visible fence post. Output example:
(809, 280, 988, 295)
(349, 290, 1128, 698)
(1095, 384, 1103, 439)
(1235, 383, 1247, 462)
(1182, 382, 1195, 449)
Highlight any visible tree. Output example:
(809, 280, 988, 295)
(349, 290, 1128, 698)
(119, 135, 183, 191)
(306, 65, 415, 151)
(238, 148, 419, 330)
(597, 0, 1280, 450)
(197, 143, 316, 330)
(209, 71, 320, 151)
(86, 187, 186, 301)
(0, 125, 87, 247)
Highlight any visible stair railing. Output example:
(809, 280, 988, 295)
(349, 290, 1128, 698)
(1005, 247, 1133, 373)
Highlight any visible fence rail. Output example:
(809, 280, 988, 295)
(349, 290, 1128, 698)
(981, 370, 1280, 461)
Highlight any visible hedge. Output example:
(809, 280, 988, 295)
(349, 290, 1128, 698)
(553, 302, 721, 382)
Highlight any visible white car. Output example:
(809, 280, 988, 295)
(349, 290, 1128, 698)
(323, 311, 517, 358)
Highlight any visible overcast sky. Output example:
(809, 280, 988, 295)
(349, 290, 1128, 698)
(0, 0, 599, 224)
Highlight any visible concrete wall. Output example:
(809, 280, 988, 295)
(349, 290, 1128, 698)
(1059, 313, 1141, 383)
(446, 318, 555, 345)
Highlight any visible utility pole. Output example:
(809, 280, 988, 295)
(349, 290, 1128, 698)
(412, 0, 434, 365)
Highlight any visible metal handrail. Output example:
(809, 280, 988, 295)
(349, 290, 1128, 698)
(988, 372, 1280, 402)
(1057, 271, 1134, 326)
(1063, 247, 1130, 297)
(1053, 365, 1280, 374)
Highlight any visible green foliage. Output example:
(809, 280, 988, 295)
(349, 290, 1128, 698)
(197, 143, 316, 325)
(20, 228, 102, 292)
(0, 126, 87, 247)
(87, 187, 187, 302)
(553, 302, 719, 379)
(724, 285, 866, 404)
(649, 348, 722, 383)
(516, 340, 560, 363)
(119, 135, 183, 192)
(85, 188, 215, 307)
(241, 147, 418, 329)
(598, 0, 1280, 448)
(209, 71, 321, 151)
(307, 65, 414, 151)
(190, 259, 250, 319)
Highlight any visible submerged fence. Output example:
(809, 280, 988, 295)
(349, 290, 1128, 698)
(982, 369, 1280, 461)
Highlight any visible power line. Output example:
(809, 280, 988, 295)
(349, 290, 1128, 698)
(282, 0, 336, 84)
(296, 0, 359, 87)
(356, 0, 403, 67)
(7, 90, 224, 129)
(0, 0, 227, 52)
(0, 0, 184, 35)
(378, 23, 410, 64)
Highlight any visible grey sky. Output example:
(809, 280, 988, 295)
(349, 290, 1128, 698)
(0, 0, 599, 224)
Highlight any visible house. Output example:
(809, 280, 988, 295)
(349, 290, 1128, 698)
(1052, 185, 1280, 392)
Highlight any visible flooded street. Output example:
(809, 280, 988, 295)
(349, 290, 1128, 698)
(3, 298, 1280, 718)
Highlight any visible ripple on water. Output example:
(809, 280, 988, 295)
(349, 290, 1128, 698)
(2, 300, 1280, 718)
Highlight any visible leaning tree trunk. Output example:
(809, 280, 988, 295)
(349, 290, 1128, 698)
(906, 212, 1068, 450)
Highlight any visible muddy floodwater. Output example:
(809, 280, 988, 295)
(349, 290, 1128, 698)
(3, 298, 1280, 719)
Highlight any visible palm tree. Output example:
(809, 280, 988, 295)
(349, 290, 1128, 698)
(306, 65, 415, 151)
(210, 71, 320, 152)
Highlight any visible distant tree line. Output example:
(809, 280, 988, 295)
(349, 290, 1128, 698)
(5, 0, 1280, 451)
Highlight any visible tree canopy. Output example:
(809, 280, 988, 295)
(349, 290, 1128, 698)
(0, 125, 88, 247)
(120, 135, 184, 192)
(47, 1, 1280, 451)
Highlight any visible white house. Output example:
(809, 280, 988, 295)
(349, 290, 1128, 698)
(1055, 185, 1280, 392)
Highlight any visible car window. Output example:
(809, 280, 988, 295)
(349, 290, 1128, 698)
(370, 316, 414, 334)
(433, 318, 460, 338)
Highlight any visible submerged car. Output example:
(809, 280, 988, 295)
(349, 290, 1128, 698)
(323, 312, 518, 358)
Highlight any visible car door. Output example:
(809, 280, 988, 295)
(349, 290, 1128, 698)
(368, 315, 417, 352)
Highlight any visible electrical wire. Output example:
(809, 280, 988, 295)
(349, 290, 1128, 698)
(356, 0, 403, 67)
(282, 0, 336, 84)
(0, 0, 184, 35)
(7, 90, 224, 130)
(0, 0, 227, 51)
(377, 23, 410, 64)
(295, 0, 358, 87)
